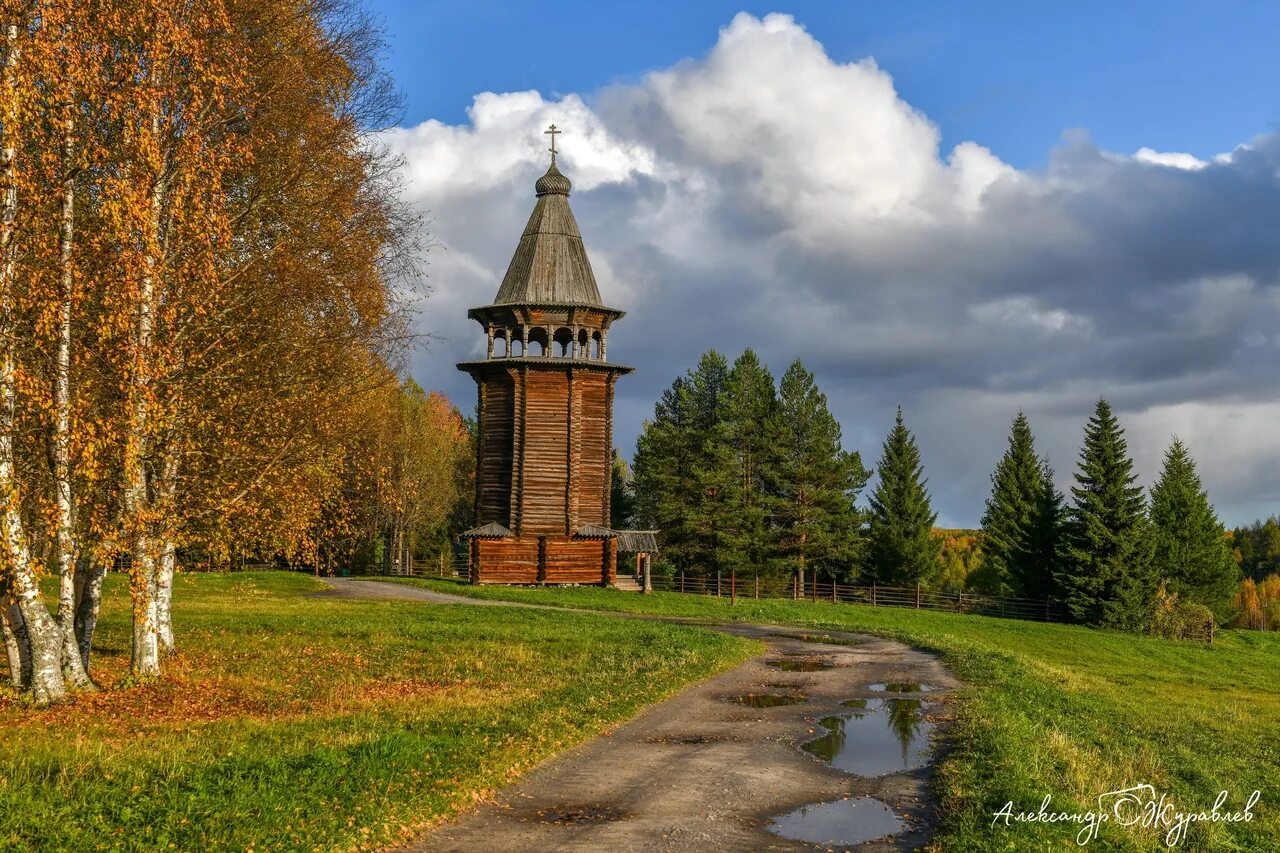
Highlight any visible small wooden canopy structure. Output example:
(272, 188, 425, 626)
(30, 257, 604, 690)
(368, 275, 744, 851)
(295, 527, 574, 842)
(458, 129, 638, 586)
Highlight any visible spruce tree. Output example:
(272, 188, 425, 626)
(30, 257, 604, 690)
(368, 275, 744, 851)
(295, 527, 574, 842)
(978, 414, 1061, 599)
(1060, 399, 1154, 630)
(1149, 438, 1239, 621)
(723, 350, 778, 571)
(866, 407, 940, 586)
(765, 361, 869, 586)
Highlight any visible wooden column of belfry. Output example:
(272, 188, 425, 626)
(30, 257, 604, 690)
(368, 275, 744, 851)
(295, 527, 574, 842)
(458, 126, 633, 585)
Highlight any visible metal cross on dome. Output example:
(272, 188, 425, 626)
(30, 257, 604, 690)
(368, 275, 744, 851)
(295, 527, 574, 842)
(544, 123, 561, 163)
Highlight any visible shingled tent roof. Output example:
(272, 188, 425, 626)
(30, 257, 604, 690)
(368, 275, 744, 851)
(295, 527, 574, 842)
(492, 161, 605, 306)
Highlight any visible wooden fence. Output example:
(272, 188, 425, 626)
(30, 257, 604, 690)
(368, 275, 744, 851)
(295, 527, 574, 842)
(647, 570, 1216, 643)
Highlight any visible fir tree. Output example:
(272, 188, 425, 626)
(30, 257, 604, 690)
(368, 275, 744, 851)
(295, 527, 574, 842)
(765, 361, 869, 586)
(1060, 399, 1154, 630)
(866, 407, 940, 586)
(723, 350, 778, 570)
(1149, 438, 1240, 621)
(978, 414, 1061, 599)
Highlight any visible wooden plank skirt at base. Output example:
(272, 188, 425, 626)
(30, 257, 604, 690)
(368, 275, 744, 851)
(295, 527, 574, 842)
(472, 536, 617, 586)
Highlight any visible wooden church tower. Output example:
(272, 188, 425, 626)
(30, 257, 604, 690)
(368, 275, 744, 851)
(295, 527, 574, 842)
(458, 126, 633, 584)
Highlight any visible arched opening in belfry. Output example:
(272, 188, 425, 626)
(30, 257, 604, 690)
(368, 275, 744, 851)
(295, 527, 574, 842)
(528, 326, 548, 357)
(577, 329, 590, 358)
(591, 331, 602, 360)
(554, 327, 573, 357)
(510, 336, 524, 357)
(492, 329, 508, 358)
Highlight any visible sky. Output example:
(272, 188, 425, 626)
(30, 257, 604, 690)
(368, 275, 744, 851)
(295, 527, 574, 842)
(370, 3, 1280, 528)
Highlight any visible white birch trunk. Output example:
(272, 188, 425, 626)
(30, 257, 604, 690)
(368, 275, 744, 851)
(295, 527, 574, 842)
(2, 592, 30, 687)
(123, 85, 166, 680)
(73, 558, 105, 673)
(156, 538, 175, 652)
(53, 109, 91, 687)
(1, 16, 67, 705)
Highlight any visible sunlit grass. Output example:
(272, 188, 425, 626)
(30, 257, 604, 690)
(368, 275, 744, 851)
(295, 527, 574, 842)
(0, 572, 755, 852)
(398, 578, 1280, 851)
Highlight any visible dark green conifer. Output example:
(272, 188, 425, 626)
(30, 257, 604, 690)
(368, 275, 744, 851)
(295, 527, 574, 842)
(1149, 438, 1239, 621)
(978, 414, 1061, 599)
(1061, 399, 1154, 630)
(765, 361, 869, 586)
(723, 350, 778, 570)
(866, 407, 940, 586)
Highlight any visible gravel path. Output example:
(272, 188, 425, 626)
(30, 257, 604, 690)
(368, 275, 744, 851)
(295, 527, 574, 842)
(319, 577, 959, 852)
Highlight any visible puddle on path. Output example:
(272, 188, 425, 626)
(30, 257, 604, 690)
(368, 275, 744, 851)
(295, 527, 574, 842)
(839, 697, 883, 715)
(868, 681, 938, 694)
(803, 698, 934, 776)
(730, 692, 806, 707)
(765, 658, 834, 672)
(768, 797, 904, 847)
(779, 632, 863, 646)
(537, 804, 627, 824)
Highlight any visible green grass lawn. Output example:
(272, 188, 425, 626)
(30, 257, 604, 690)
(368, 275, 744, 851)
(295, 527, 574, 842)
(0, 572, 755, 852)
(395, 578, 1280, 852)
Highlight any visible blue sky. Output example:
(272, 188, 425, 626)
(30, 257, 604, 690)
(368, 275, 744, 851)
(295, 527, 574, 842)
(378, 5, 1280, 526)
(369, 0, 1280, 169)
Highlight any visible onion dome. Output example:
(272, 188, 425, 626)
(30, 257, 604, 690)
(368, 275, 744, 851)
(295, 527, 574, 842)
(535, 160, 572, 197)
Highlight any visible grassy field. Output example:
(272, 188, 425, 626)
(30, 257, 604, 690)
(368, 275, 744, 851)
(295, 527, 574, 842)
(396, 578, 1280, 852)
(0, 572, 755, 852)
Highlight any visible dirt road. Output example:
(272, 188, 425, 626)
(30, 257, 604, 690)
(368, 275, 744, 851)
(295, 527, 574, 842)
(321, 578, 958, 851)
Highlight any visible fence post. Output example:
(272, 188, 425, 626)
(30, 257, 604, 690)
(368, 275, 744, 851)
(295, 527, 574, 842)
(792, 573, 798, 600)
(755, 573, 760, 600)
(812, 574, 818, 603)
(716, 570, 722, 597)
(680, 571, 685, 594)
(872, 583, 877, 606)
(831, 579, 837, 603)
(731, 569, 736, 605)
(915, 581, 921, 609)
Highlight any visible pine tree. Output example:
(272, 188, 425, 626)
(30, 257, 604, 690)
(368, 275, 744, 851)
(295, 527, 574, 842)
(765, 361, 869, 586)
(632, 352, 739, 576)
(723, 350, 778, 571)
(1149, 438, 1239, 621)
(978, 414, 1061, 599)
(1060, 399, 1154, 630)
(866, 407, 940, 586)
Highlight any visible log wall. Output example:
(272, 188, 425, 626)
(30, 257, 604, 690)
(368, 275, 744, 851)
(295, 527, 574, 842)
(475, 372, 513, 526)
(471, 535, 614, 586)
(465, 360, 623, 585)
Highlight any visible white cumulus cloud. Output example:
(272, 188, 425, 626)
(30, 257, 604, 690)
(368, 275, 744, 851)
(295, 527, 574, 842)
(388, 13, 1280, 526)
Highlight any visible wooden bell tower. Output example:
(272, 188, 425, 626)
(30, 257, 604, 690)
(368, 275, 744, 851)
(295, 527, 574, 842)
(458, 127, 633, 584)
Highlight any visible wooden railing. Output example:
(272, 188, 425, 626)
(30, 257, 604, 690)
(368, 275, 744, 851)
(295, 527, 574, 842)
(650, 571, 1068, 622)
(649, 571, 1215, 642)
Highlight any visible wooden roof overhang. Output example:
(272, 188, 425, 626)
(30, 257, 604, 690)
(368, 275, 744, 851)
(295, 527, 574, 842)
(456, 356, 634, 379)
(466, 302, 626, 327)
